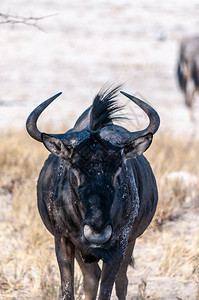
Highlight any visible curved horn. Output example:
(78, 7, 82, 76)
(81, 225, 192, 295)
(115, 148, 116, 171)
(120, 91, 160, 136)
(26, 92, 91, 151)
(26, 93, 62, 142)
(99, 91, 160, 148)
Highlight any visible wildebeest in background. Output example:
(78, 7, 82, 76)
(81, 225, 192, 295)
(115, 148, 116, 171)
(177, 37, 199, 112)
(26, 86, 160, 300)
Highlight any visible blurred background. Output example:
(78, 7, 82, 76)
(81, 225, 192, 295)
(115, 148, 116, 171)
(0, 1, 199, 299)
(1, 0, 199, 132)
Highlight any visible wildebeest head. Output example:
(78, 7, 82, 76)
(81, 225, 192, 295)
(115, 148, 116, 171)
(26, 86, 160, 261)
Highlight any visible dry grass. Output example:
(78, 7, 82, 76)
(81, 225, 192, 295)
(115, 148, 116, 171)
(147, 132, 199, 228)
(0, 129, 59, 299)
(0, 129, 198, 299)
(160, 231, 199, 281)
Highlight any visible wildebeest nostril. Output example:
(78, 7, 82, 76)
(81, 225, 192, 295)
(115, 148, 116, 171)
(83, 224, 112, 245)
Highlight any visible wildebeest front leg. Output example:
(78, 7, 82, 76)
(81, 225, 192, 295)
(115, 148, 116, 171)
(115, 240, 135, 300)
(98, 255, 123, 300)
(55, 235, 75, 300)
(75, 250, 101, 300)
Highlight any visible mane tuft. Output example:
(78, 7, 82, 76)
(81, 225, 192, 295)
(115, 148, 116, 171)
(90, 84, 125, 131)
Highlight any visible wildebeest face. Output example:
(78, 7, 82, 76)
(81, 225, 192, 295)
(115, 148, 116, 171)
(70, 136, 123, 246)
(41, 133, 123, 245)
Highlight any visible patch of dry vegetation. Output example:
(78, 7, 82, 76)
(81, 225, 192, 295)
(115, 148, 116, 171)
(0, 129, 59, 299)
(0, 129, 198, 299)
(147, 132, 199, 228)
(160, 231, 199, 281)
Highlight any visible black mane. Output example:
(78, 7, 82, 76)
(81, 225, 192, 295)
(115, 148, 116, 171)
(90, 85, 124, 131)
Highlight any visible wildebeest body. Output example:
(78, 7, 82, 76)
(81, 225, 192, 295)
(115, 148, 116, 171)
(38, 152, 157, 258)
(26, 86, 160, 299)
(177, 36, 199, 110)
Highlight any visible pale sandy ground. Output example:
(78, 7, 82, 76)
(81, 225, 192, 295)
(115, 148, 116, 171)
(120, 202, 199, 299)
(0, 1, 199, 299)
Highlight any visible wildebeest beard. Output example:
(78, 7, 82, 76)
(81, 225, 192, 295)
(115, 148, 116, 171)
(81, 240, 122, 263)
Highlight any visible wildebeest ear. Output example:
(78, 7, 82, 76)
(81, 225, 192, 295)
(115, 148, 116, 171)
(41, 133, 72, 159)
(124, 133, 153, 159)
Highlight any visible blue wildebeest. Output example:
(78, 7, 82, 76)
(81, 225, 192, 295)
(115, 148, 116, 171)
(26, 86, 160, 300)
(177, 37, 199, 111)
